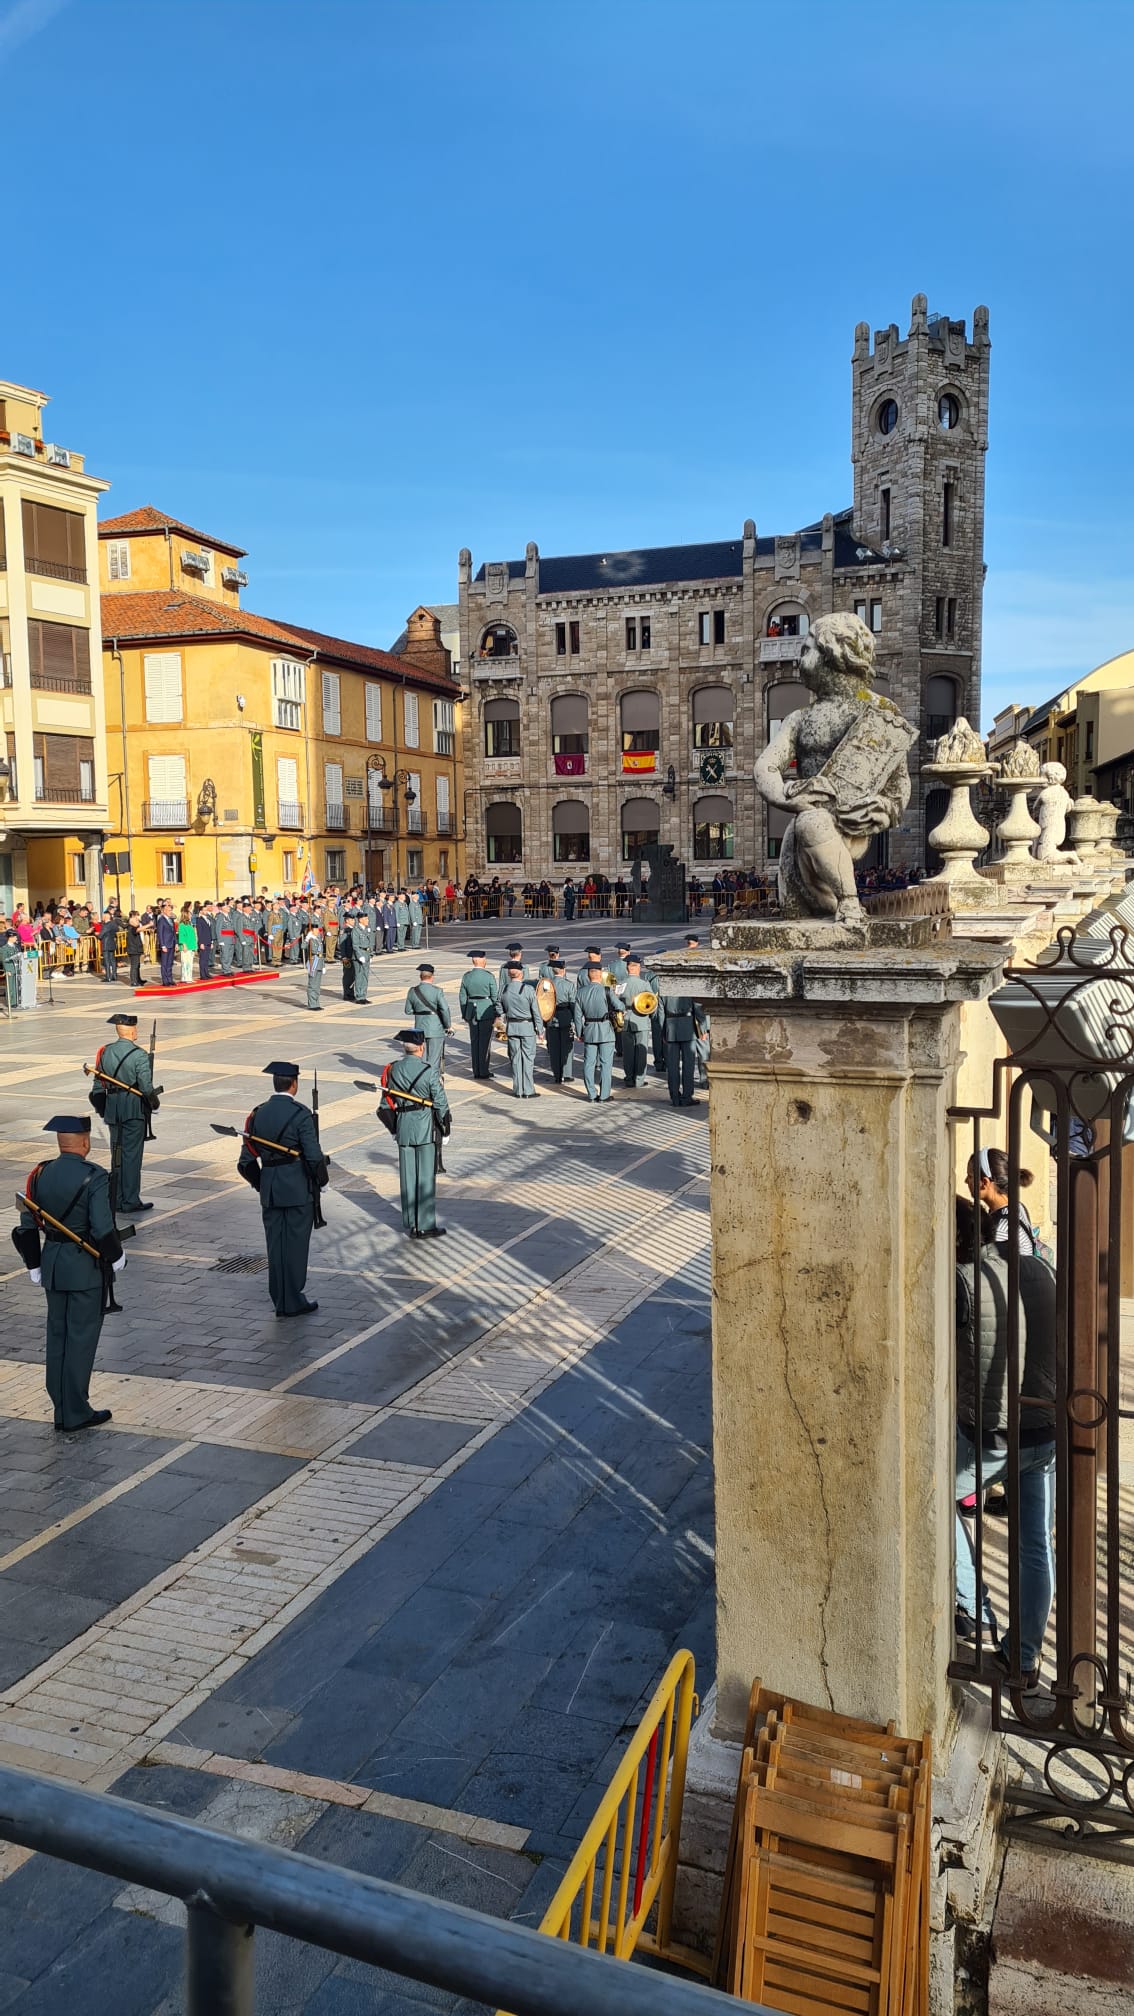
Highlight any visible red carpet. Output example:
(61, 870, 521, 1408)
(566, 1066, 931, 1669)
(132, 971, 282, 999)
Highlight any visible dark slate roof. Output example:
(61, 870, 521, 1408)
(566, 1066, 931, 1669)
(472, 510, 884, 594)
(1023, 696, 1060, 735)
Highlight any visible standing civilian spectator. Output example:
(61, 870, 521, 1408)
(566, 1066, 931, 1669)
(125, 911, 146, 989)
(196, 902, 215, 980)
(99, 908, 120, 984)
(155, 901, 176, 987)
(177, 905, 196, 984)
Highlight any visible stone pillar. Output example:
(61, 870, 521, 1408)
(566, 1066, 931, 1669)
(994, 774, 1041, 876)
(664, 919, 1008, 1743)
(922, 759, 1002, 909)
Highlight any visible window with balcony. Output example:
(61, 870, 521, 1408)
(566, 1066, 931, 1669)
(144, 651, 183, 723)
(277, 755, 302, 828)
(620, 690, 660, 774)
(484, 696, 520, 758)
(21, 500, 87, 583)
(33, 732, 96, 803)
(553, 799, 590, 863)
(621, 796, 660, 861)
(925, 675, 960, 744)
(551, 693, 588, 776)
(481, 624, 518, 660)
(146, 754, 188, 827)
(436, 772, 452, 834)
(486, 800, 522, 864)
(364, 682, 382, 742)
(28, 621, 92, 693)
(324, 761, 345, 829)
(271, 658, 305, 730)
(403, 690, 420, 748)
(106, 540, 131, 581)
(764, 603, 810, 640)
(693, 794, 734, 860)
(692, 685, 734, 750)
(322, 669, 341, 736)
(405, 771, 424, 832)
(433, 697, 455, 754)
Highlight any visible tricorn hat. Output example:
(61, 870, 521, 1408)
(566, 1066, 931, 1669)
(44, 1114, 91, 1133)
(262, 1061, 300, 1078)
(108, 1012, 139, 1026)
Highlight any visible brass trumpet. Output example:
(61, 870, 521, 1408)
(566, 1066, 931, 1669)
(631, 988, 659, 1016)
(493, 1019, 507, 1043)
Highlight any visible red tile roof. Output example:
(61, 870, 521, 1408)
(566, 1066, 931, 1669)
(282, 621, 458, 696)
(100, 590, 301, 649)
(98, 505, 247, 558)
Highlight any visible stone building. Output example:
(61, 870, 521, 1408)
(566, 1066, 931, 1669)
(458, 295, 990, 881)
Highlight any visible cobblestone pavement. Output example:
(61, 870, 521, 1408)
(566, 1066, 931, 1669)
(0, 920, 714, 2013)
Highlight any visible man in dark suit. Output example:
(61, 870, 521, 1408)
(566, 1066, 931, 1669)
(155, 901, 176, 986)
(196, 902, 215, 980)
(99, 907, 120, 984)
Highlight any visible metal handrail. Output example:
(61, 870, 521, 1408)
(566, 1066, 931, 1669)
(0, 1763, 764, 2016)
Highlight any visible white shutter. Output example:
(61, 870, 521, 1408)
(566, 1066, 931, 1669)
(408, 771, 421, 802)
(364, 683, 382, 742)
(322, 670, 341, 735)
(324, 762, 343, 801)
(143, 652, 183, 723)
(108, 541, 131, 581)
(403, 691, 419, 747)
(436, 773, 450, 818)
(277, 756, 299, 800)
(147, 754, 186, 802)
(367, 767, 384, 807)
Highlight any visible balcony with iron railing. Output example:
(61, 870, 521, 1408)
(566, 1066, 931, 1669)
(436, 810, 455, 835)
(25, 555, 88, 585)
(362, 803, 395, 834)
(404, 808, 427, 835)
(277, 800, 304, 830)
(759, 634, 805, 664)
(324, 802, 350, 832)
(143, 800, 191, 829)
(29, 671, 93, 695)
(35, 783, 96, 805)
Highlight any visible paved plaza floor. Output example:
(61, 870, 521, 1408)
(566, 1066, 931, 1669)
(0, 920, 713, 2012)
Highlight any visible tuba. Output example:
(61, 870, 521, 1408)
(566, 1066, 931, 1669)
(632, 988, 659, 1016)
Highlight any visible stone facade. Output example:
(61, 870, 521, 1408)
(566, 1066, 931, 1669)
(458, 295, 990, 882)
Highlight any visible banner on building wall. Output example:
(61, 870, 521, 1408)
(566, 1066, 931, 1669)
(554, 753, 585, 776)
(621, 751, 657, 774)
(250, 732, 265, 829)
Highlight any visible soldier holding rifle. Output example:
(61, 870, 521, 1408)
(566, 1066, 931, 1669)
(234, 1061, 328, 1318)
(12, 1113, 129, 1431)
(85, 1012, 159, 1216)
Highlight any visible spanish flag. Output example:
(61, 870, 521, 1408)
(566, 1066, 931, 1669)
(621, 751, 657, 774)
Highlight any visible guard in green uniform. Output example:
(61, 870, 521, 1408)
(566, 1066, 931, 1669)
(498, 942, 524, 997)
(573, 962, 618, 1103)
(538, 943, 561, 980)
(217, 901, 238, 975)
(14, 1114, 123, 1430)
(408, 891, 424, 950)
(608, 939, 632, 1058)
(93, 1012, 157, 1216)
(662, 993, 702, 1107)
(576, 943, 602, 982)
(458, 949, 498, 1080)
(239, 903, 258, 971)
(620, 954, 653, 1089)
(545, 957, 577, 1083)
(405, 963, 450, 1070)
(384, 1029, 450, 1238)
(304, 922, 324, 1011)
(394, 892, 411, 951)
(237, 1061, 327, 1317)
(500, 961, 543, 1097)
(350, 909, 373, 1002)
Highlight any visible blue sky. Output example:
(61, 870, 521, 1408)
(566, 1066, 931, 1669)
(5, 0, 1134, 726)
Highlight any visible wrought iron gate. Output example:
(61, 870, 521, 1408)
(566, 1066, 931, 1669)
(949, 919, 1134, 1860)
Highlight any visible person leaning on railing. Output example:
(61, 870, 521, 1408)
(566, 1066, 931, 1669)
(953, 1196, 1056, 1692)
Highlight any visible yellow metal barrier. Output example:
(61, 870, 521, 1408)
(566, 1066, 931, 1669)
(498, 1650, 702, 2015)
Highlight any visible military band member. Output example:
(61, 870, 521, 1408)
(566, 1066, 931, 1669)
(14, 1114, 123, 1431)
(545, 957, 577, 1084)
(500, 960, 543, 1098)
(498, 942, 524, 997)
(621, 954, 652, 1089)
(237, 1061, 327, 1317)
(385, 1028, 449, 1238)
(304, 922, 325, 1011)
(538, 943, 561, 980)
(405, 962, 450, 1069)
(458, 950, 497, 1080)
(608, 937, 633, 1057)
(577, 943, 602, 982)
(661, 991, 703, 1107)
(573, 961, 618, 1103)
(217, 900, 238, 975)
(350, 907, 373, 1002)
(95, 1012, 157, 1215)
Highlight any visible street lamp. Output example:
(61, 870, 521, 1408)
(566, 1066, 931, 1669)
(374, 766, 417, 887)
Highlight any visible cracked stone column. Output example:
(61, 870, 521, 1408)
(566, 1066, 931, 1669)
(659, 918, 1008, 1744)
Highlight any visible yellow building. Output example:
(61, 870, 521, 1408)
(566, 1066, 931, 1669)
(99, 507, 464, 905)
(0, 378, 111, 914)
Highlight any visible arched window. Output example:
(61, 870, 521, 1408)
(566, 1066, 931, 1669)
(484, 695, 520, 758)
(926, 675, 960, 743)
(551, 694, 589, 773)
(766, 806, 791, 860)
(621, 796, 660, 861)
(692, 686, 734, 750)
(552, 799, 590, 863)
(765, 601, 810, 640)
(765, 680, 813, 741)
(485, 800, 522, 864)
(693, 794, 734, 860)
(620, 690, 660, 773)
(479, 623, 518, 660)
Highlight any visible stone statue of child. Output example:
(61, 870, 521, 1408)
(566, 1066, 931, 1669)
(754, 611, 916, 922)
(1031, 761, 1077, 862)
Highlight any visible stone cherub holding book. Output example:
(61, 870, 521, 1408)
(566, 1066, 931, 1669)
(754, 612, 917, 922)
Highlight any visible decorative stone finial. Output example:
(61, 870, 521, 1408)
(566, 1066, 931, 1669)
(930, 717, 986, 765)
(999, 741, 1040, 780)
(753, 612, 916, 923)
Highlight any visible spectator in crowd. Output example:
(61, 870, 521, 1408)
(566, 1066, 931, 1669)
(967, 1147, 1039, 1257)
(125, 911, 146, 989)
(177, 904, 197, 984)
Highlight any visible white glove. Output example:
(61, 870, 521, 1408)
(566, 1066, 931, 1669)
(112, 1255, 127, 1274)
(28, 1267, 42, 1286)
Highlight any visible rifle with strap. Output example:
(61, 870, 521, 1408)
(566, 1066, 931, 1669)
(310, 1071, 326, 1228)
(15, 1185, 135, 1315)
(145, 1020, 158, 1139)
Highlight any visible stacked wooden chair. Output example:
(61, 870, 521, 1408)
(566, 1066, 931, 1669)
(712, 1683, 930, 2014)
